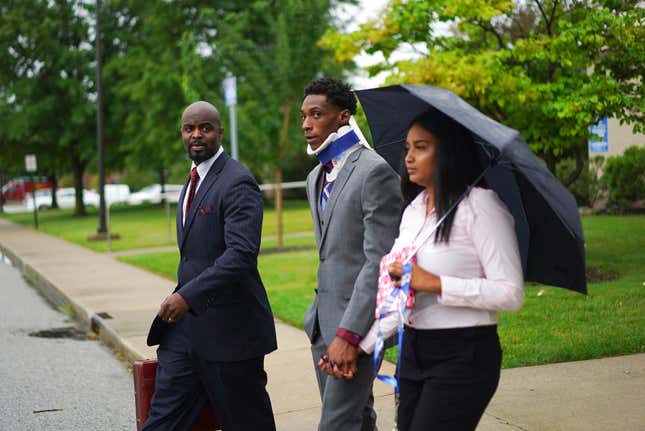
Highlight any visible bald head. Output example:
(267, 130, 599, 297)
(182, 101, 221, 125)
(181, 101, 224, 164)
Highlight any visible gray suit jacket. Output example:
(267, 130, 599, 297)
(304, 147, 401, 346)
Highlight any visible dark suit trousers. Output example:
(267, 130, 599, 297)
(397, 325, 501, 431)
(143, 322, 275, 431)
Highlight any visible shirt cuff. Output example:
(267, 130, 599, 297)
(336, 328, 361, 346)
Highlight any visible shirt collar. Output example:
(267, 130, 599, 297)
(409, 189, 436, 215)
(191, 146, 223, 179)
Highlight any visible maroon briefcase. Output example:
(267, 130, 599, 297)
(133, 359, 220, 431)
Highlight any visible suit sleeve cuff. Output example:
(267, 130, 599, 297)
(336, 328, 361, 346)
(178, 284, 208, 316)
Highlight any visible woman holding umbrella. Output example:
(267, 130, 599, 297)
(358, 108, 525, 431)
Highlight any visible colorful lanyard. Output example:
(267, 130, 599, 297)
(373, 261, 413, 427)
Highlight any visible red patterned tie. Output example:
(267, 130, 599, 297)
(185, 167, 199, 218)
(321, 161, 334, 210)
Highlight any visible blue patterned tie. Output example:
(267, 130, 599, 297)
(321, 161, 334, 210)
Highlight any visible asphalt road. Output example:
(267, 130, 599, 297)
(0, 254, 135, 431)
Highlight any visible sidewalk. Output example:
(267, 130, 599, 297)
(0, 218, 643, 430)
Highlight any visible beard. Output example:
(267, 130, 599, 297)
(187, 140, 218, 164)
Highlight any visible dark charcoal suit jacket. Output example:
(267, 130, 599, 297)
(147, 151, 277, 362)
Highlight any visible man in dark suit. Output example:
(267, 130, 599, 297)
(144, 101, 277, 431)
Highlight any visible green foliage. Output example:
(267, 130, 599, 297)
(322, 0, 645, 178)
(0, 0, 97, 213)
(214, 0, 352, 180)
(602, 146, 645, 210)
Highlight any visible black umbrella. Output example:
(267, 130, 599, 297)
(355, 84, 587, 294)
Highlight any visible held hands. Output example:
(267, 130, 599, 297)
(157, 292, 190, 323)
(318, 336, 359, 380)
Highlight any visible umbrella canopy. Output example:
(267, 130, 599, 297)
(355, 84, 587, 294)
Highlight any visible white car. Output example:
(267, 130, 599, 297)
(128, 184, 183, 205)
(25, 188, 100, 211)
(104, 184, 131, 205)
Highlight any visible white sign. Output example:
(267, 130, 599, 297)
(25, 154, 37, 172)
(223, 76, 237, 106)
(589, 117, 608, 154)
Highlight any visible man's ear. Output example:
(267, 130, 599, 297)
(339, 109, 351, 124)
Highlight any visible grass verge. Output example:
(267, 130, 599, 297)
(119, 215, 644, 368)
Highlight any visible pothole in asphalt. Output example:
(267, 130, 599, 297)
(29, 327, 89, 340)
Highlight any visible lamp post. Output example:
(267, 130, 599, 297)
(95, 0, 107, 235)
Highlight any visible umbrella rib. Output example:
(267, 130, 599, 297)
(377, 138, 406, 149)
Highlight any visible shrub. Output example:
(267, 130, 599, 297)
(602, 145, 645, 210)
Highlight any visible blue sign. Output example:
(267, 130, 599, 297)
(589, 117, 608, 154)
(223, 76, 237, 106)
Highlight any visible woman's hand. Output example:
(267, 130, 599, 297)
(388, 261, 403, 281)
(388, 260, 442, 294)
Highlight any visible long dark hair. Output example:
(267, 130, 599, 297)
(401, 109, 485, 243)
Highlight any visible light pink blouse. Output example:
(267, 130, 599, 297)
(360, 187, 524, 353)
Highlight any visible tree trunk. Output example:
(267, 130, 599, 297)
(275, 98, 293, 250)
(159, 167, 167, 205)
(544, 151, 557, 175)
(0, 174, 4, 213)
(70, 146, 87, 216)
(48, 174, 59, 209)
(561, 141, 586, 188)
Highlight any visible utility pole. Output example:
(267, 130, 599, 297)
(223, 76, 239, 160)
(95, 0, 107, 235)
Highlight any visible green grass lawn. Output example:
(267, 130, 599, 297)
(118, 215, 645, 368)
(4, 204, 643, 368)
(1, 200, 313, 252)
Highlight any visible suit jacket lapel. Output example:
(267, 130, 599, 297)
(307, 164, 323, 247)
(180, 152, 230, 250)
(176, 179, 189, 246)
(319, 148, 363, 248)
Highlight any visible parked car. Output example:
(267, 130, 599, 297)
(2, 177, 52, 202)
(104, 184, 131, 205)
(128, 184, 183, 205)
(25, 188, 100, 211)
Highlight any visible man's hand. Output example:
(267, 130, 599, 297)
(157, 292, 189, 323)
(318, 336, 359, 380)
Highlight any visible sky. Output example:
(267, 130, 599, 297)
(337, 0, 391, 89)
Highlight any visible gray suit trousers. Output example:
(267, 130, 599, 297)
(311, 333, 377, 431)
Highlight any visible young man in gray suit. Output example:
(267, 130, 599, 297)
(301, 77, 401, 430)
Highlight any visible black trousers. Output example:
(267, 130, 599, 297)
(143, 348, 275, 431)
(397, 325, 501, 431)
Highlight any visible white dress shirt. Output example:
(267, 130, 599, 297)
(182, 146, 223, 226)
(360, 187, 524, 353)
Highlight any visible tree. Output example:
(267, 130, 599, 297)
(216, 0, 351, 248)
(322, 0, 644, 183)
(102, 0, 266, 201)
(0, 0, 98, 215)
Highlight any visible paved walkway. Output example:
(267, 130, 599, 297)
(0, 218, 643, 430)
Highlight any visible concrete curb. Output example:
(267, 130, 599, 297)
(0, 241, 145, 365)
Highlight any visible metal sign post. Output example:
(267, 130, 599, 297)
(223, 76, 239, 160)
(25, 155, 38, 229)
